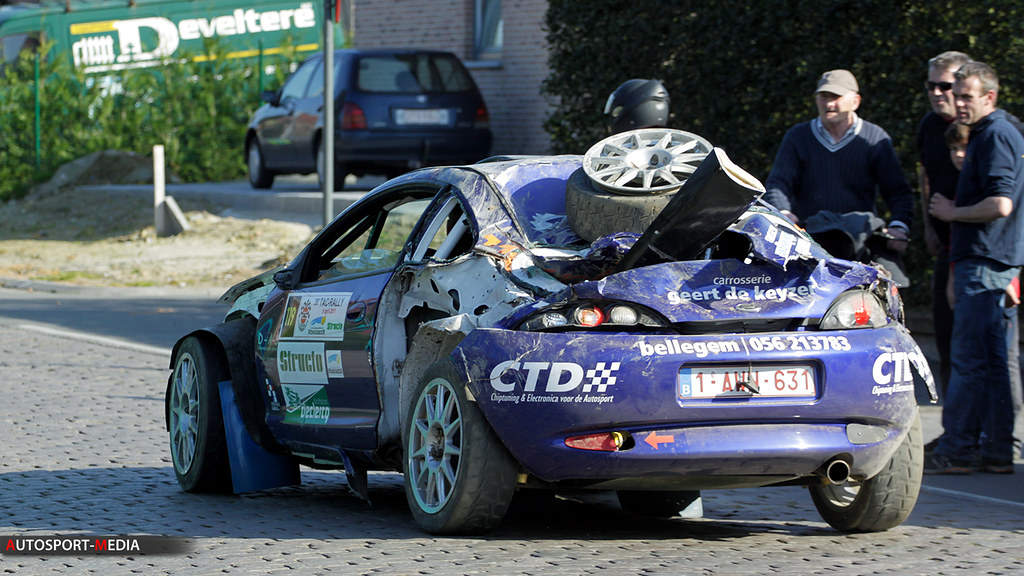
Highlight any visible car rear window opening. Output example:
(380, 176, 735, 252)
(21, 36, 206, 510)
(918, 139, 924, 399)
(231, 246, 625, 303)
(357, 55, 473, 94)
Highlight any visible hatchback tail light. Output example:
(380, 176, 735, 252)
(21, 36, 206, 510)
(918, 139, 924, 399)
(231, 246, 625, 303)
(474, 104, 490, 129)
(341, 102, 367, 130)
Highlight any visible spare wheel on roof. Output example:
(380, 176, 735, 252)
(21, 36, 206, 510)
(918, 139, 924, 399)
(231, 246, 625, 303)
(566, 128, 712, 241)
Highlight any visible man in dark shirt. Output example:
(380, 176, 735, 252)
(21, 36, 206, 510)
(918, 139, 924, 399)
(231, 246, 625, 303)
(764, 69, 914, 250)
(918, 51, 972, 401)
(927, 61, 1024, 474)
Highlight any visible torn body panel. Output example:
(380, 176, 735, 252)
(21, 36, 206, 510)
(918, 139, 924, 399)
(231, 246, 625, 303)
(373, 254, 555, 446)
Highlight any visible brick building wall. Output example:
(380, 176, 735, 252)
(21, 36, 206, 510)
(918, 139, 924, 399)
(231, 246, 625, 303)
(352, 0, 553, 155)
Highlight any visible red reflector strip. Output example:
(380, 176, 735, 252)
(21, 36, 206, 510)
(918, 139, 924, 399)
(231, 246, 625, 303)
(565, 433, 620, 452)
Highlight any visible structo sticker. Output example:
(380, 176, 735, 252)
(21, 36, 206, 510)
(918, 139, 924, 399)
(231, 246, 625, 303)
(277, 341, 329, 385)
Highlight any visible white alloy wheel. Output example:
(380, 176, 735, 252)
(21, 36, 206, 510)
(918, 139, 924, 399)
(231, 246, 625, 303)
(582, 128, 712, 195)
(407, 376, 463, 513)
(402, 361, 517, 534)
(169, 351, 200, 475)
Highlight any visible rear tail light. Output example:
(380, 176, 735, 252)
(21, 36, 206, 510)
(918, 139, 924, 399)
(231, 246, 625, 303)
(574, 306, 605, 327)
(474, 104, 490, 129)
(341, 102, 367, 130)
(517, 301, 668, 331)
(820, 290, 889, 330)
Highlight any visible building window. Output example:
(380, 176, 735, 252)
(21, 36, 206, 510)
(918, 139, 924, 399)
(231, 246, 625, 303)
(475, 0, 502, 59)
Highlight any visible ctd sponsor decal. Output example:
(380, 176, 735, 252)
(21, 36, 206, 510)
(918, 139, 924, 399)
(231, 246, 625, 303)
(871, 351, 917, 395)
(282, 384, 330, 424)
(280, 292, 352, 340)
(488, 361, 619, 404)
(277, 341, 328, 384)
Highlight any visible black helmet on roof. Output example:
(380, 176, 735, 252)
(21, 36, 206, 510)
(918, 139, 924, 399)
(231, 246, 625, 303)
(604, 79, 670, 133)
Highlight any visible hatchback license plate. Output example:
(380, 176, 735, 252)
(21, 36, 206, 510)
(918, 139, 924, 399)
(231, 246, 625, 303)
(678, 364, 816, 399)
(395, 108, 450, 125)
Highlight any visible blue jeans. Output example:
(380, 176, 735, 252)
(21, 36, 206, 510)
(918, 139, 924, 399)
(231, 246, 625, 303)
(931, 248, 954, 399)
(937, 258, 1020, 465)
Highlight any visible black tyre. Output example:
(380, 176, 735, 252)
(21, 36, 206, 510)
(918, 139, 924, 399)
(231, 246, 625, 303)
(617, 489, 701, 518)
(565, 167, 672, 242)
(247, 139, 274, 189)
(167, 336, 233, 494)
(317, 139, 346, 191)
(402, 361, 518, 534)
(809, 412, 923, 532)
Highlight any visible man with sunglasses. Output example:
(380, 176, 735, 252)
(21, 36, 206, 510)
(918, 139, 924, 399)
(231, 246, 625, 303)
(926, 61, 1024, 475)
(917, 51, 972, 403)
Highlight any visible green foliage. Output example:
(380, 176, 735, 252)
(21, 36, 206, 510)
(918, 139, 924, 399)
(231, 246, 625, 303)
(543, 0, 1024, 305)
(0, 38, 302, 201)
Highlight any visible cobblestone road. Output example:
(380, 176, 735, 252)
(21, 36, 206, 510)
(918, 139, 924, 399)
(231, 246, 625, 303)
(2, 323, 1023, 575)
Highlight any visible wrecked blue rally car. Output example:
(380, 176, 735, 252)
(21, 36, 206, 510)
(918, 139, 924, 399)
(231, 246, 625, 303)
(165, 128, 935, 535)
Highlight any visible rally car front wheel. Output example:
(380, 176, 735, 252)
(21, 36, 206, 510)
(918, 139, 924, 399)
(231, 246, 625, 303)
(809, 412, 923, 532)
(167, 336, 232, 494)
(402, 361, 518, 534)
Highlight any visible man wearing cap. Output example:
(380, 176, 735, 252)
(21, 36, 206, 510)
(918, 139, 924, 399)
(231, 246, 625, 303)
(764, 69, 914, 251)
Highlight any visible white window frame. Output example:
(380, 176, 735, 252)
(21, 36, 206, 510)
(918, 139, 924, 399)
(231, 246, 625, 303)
(474, 0, 502, 59)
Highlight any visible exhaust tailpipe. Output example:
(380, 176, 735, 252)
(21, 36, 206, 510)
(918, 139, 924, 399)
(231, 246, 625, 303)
(823, 459, 852, 485)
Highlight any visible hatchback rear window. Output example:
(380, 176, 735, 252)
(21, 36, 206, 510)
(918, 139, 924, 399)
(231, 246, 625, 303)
(356, 54, 474, 93)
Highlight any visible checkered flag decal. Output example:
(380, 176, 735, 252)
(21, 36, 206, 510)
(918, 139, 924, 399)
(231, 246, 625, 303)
(583, 362, 620, 393)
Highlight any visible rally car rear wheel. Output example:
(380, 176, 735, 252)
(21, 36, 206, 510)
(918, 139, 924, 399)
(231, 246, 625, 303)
(168, 336, 232, 494)
(809, 412, 923, 532)
(402, 361, 518, 534)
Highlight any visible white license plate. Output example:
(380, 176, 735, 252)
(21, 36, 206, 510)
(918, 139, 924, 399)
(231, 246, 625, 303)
(678, 364, 816, 399)
(394, 108, 450, 126)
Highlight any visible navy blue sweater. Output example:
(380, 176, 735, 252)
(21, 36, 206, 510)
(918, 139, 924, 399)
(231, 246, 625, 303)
(764, 118, 915, 227)
(951, 109, 1024, 266)
(918, 111, 958, 247)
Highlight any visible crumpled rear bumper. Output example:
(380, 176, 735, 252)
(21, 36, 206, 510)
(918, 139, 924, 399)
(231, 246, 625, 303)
(453, 325, 933, 485)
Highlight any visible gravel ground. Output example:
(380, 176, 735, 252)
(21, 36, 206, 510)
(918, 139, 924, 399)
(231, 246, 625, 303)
(0, 155, 314, 290)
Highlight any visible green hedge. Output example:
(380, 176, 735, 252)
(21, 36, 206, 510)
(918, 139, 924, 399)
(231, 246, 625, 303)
(543, 0, 1024, 305)
(0, 39, 301, 201)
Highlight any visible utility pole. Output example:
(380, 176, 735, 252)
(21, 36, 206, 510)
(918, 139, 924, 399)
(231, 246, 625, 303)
(321, 0, 335, 228)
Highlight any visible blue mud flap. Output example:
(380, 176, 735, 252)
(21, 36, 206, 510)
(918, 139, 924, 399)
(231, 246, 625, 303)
(219, 381, 301, 494)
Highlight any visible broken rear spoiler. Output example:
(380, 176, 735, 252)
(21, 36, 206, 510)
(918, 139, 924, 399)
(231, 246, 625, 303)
(613, 147, 766, 272)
